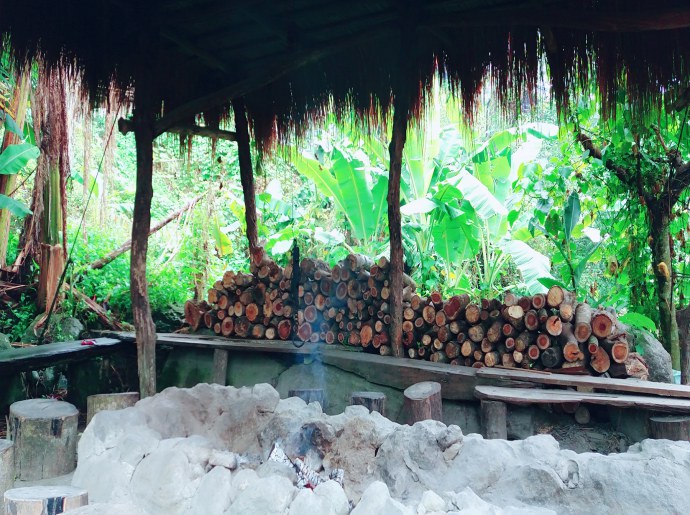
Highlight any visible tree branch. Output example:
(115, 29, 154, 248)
(118, 118, 237, 142)
(575, 132, 637, 191)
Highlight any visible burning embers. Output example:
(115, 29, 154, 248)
(268, 441, 344, 489)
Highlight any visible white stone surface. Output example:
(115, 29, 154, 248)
(71, 383, 690, 515)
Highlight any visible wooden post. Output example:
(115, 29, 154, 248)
(350, 391, 387, 416)
(387, 80, 412, 359)
(212, 349, 229, 385)
(232, 98, 259, 253)
(480, 400, 507, 439)
(650, 416, 690, 441)
(131, 89, 157, 399)
(403, 381, 442, 424)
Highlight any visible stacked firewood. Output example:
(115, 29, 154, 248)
(184, 251, 636, 377)
(406, 286, 633, 377)
(184, 250, 418, 357)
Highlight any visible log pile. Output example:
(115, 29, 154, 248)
(184, 252, 640, 378)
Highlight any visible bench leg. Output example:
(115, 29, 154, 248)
(481, 400, 507, 439)
(212, 349, 229, 385)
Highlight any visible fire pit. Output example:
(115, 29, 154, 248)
(70, 383, 690, 514)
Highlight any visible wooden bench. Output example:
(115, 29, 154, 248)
(0, 337, 124, 373)
(473, 368, 690, 439)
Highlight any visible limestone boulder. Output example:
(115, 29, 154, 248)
(624, 324, 673, 383)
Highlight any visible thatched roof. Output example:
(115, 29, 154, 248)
(2, 0, 690, 144)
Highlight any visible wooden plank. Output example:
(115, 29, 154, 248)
(475, 386, 690, 413)
(476, 366, 690, 399)
(155, 333, 324, 355)
(0, 338, 124, 372)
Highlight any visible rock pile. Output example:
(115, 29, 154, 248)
(71, 383, 690, 514)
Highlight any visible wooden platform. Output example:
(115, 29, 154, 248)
(475, 385, 690, 413)
(0, 338, 124, 373)
(145, 332, 486, 401)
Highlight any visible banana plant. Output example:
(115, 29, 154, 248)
(291, 132, 389, 254)
(0, 141, 39, 217)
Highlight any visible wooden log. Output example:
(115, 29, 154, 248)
(468, 324, 485, 343)
(3, 486, 88, 514)
(524, 310, 539, 331)
(563, 341, 585, 362)
(512, 350, 524, 364)
(574, 303, 593, 342)
(527, 345, 541, 361)
(465, 304, 481, 324)
(518, 296, 532, 311)
(505, 305, 525, 330)
(502, 323, 517, 338)
(1, 440, 13, 512)
(484, 351, 500, 367)
(289, 388, 325, 407)
(461, 340, 477, 357)
(503, 292, 518, 307)
(541, 345, 564, 368)
(350, 391, 386, 416)
(9, 399, 79, 480)
(422, 305, 436, 324)
(590, 345, 611, 374)
(265, 326, 277, 340)
(546, 285, 566, 307)
(505, 337, 516, 350)
(445, 341, 461, 359)
(532, 293, 546, 309)
(515, 331, 536, 352)
(650, 416, 690, 441)
(559, 299, 575, 322)
(501, 353, 516, 367)
(380, 345, 393, 356)
(601, 339, 630, 364)
(403, 381, 443, 424)
(86, 392, 140, 425)
(536, 333, 553, 350)
(277, 319, 292, 340)
(184, 300, 206, 331)
(251, 324, 266, 339)
(591, 310, 616, 339)
(486, 320, 503, 343)
(545, 315, 563, 336)
(587, 335, 600, 354)
(221, 317, 234, 337)
(430, 351, 449, 363)
(480, 400, 507, 439)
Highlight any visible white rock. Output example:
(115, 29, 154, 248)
(351, 481, 414, 515)
(288, 481, 349, 515)
(186, 466, 233, 515)
(208, 450, 238, 470)
(229, 469, 260, 503)
(130, 448, 205, 514)
(64, 503, 146, 515)
(226, 475, 295, 515)
(417, 490, 446, 514)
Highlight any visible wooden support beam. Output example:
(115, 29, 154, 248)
(232, 98, 259, 252)
(118, 118, 237, 142)
(212, 349, 229, 385)
(387, 9, 415, 359)
(131, 73, 158, 398)
(481, 400, 507, 439)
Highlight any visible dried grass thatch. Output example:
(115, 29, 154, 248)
(1, 0, 690, 146)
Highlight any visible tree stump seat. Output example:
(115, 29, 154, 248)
(0, 440, 14, 513)
(9, 399, 78, 481)
(350, 391, 387, 416)
(4, 486, 88, 515)
(86, 392, 140, 425)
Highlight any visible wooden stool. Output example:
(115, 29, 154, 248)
(650, 416, 690, 441)
(1, 440, 13, 512)
(289, 388, 325, 408)
(86, 392, 140, 425)
(4, 486, 87, 514)
(350, 391, 386, 416)
(9, 399, 78, 481)
(403, 381, 442, 424)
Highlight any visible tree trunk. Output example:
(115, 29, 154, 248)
(0, 68, 30, 267)
(232, 98, 258, 253)
(649, 206, 679, 368)
(82, 109, 93, 242)
(131, 99, 157, 398)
